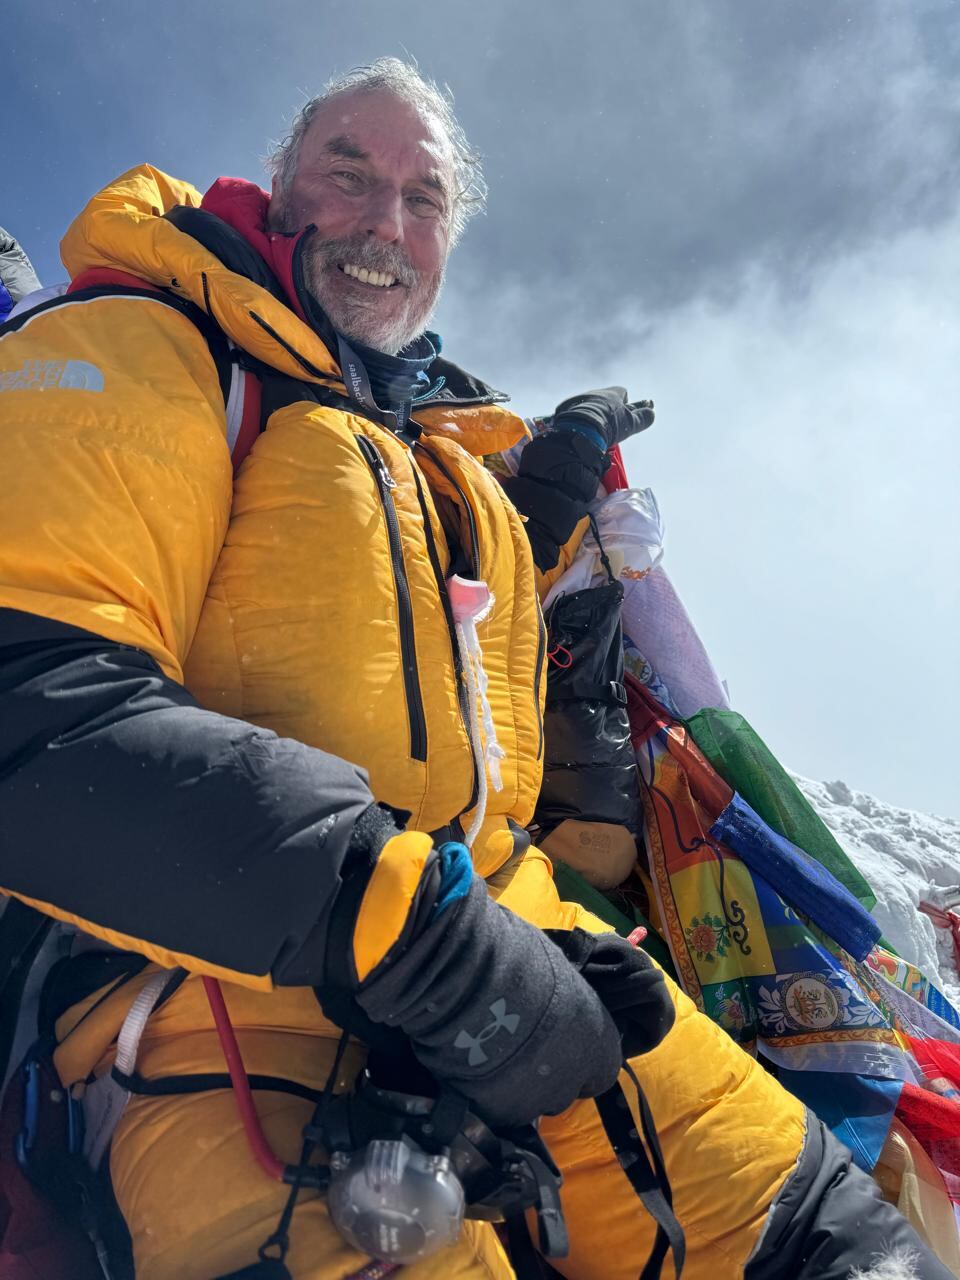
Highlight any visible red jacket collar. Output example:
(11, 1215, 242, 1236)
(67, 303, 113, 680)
(200, 176, 309, 323)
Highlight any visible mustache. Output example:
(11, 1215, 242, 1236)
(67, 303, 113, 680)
(306, 233, 419, 288)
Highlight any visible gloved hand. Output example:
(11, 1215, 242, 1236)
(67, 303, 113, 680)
(552, 386, 655, 452)
(349, 838, 625, 1129)
(543, 928, 675, 1057)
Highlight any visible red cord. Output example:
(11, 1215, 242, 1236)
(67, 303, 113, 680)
(201, 976, 286, 1181)
(547, 642, 573, 669)
(202, 977, 404, 1274)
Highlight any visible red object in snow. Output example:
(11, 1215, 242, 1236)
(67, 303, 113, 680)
(918, 900, 960, 976)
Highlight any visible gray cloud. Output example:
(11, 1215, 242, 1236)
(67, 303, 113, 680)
(435, 0, 960, 359)
(446, 211, 960, 813)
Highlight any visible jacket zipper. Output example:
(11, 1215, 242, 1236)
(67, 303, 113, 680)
(409, 463, 480, 813)
(415, 443, 481, 578)
(355, 434, 428, 762)
(533, 603, 546, 761)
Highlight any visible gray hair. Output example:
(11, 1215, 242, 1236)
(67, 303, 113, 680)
(266, 57, 486, 244)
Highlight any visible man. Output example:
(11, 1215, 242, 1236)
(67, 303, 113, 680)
(0, 224, 41, 321)
(0, 59, 949, 1280)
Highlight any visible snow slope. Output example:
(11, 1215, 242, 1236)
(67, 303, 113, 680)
(796, 775, 960, 1006)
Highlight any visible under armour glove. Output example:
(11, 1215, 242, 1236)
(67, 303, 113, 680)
(353, 841, 624, 1129)
(544, 928, 675, 1058)
(552, 386, 655, 452)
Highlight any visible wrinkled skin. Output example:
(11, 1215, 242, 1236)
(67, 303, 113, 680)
(270, 87, 453, 353)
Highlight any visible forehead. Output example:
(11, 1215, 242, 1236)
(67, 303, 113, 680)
(298, 88, 453, 181)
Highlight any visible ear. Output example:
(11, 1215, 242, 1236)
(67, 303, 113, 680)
(266, 176, 284, 232)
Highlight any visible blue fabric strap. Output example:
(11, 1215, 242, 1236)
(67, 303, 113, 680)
(552, 416, 607, 454)
(709, 794, 881, 960)
(433, 841, 474, 917)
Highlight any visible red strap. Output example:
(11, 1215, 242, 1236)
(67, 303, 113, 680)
(68, 267, 162, 295)
(232, 369, 263, 472)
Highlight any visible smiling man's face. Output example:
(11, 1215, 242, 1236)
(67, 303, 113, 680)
(270, 87, 454, 354)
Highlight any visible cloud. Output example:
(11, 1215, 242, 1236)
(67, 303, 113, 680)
(444, 0, 960, 347)
(441, 209, 959, 812)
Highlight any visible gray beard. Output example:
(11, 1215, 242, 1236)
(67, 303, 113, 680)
(299, 233, 444, 356)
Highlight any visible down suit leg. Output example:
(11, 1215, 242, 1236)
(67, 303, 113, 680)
(106, 974, 796, 1280)
(81, 847, 951, 1280)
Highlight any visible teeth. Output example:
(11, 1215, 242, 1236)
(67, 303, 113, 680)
(341, 263, 397, 287)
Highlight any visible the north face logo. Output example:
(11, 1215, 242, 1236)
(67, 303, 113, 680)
(454, 998, 520, 1066)
(0, 359, 104, 393)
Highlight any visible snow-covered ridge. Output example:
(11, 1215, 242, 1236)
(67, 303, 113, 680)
(795, 775, 960, 1006)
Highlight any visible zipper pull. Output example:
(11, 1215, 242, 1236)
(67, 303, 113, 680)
(368, 444, 397, 490)
(362, 436, 397, 490)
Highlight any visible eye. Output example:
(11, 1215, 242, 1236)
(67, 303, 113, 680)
(407, 193, 443, 215)
(331, 169, 364, 188)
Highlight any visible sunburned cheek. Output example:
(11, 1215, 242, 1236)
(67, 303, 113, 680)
(292, 184, 355, 233)
(406, 232, 449, 277)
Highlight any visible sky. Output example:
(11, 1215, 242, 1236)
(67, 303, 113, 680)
(4, 0, 959, 815)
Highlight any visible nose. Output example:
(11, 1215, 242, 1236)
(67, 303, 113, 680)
(363, 183, 404, 244)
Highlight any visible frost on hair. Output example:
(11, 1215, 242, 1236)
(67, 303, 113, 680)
(265, 57, 487, 244)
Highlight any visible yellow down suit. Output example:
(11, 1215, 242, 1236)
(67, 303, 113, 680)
(0, 167, 807, 1279)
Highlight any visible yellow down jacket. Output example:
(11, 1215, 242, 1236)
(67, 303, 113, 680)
(0, 166, 807, 1279)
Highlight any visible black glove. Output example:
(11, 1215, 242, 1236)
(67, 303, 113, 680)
(356, 872, 625, 1129)
(544, 928, 675, 1058)
(552, 386, 655, 451)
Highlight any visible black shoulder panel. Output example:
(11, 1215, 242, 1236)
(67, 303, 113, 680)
(0, 609, 381, 987)
(164, 205, 288, 304)
(0, 283, 199, 337)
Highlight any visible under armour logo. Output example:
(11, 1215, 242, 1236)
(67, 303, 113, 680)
(454, 998, 520, 1066)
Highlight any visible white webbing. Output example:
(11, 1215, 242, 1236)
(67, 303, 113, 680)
(456, 613, 506, 849)
(82, 968, 170, 1169)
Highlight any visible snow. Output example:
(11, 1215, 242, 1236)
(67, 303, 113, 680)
(795, 774, 960, 1007)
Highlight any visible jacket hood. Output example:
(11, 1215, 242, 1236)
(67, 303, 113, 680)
(61, 164, 528, 454)
(61, 165, 343, 387)
(199, 176, 310, 325)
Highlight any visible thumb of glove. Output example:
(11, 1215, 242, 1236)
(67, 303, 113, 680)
(628, 399, 656, 431)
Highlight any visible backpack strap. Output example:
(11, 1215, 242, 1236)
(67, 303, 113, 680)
(62, 267, 267, 473)
(0, 900, 52, 1087)
(225, 353, 264, 472)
